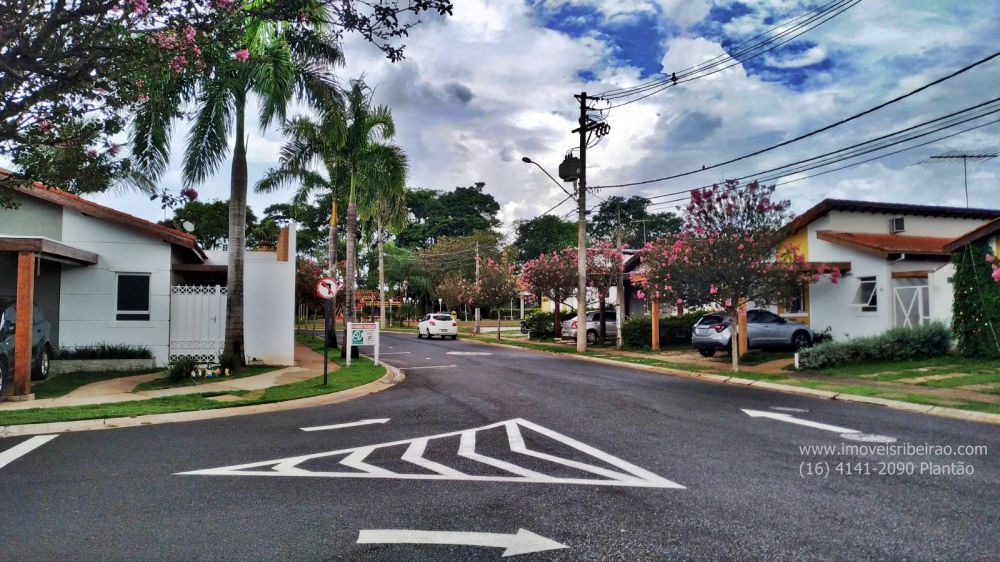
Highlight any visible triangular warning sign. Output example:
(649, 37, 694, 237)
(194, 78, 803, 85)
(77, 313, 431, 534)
(177, 418, 683, 489)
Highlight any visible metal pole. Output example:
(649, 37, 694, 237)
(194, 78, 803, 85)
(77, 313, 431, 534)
(963, 156, 969, 208)
(616, 204, 624, 350)
(474, 242, 481, 334)
(576, 93, 588, 353)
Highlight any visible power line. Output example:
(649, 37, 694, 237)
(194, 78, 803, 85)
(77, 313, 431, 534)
(645, 116, 1000, 211)
(591, 49, 1000, 190)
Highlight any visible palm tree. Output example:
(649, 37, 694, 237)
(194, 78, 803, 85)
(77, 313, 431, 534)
(358, 172, 408, 328)
(338, 81, 407, 335)
(131, 9, 342, 364)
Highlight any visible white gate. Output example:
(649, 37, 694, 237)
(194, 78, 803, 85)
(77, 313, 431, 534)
(893, 279, 929, 329)
(170, 285, 226, 362)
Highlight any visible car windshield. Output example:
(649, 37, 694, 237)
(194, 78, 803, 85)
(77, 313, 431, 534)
(433, 315, 452, 321)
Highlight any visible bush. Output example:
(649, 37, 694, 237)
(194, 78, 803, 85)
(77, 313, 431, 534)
(951, 242, 1000, 358)
(167, 358, 196, 384)
(522, 311, 554, 340)
(56, 343, 153, 360)
(798, 321, 952, 370)
(621, 312, 703, 349)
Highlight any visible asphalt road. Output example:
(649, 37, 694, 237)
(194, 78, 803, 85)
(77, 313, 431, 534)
(1, 332, 998, 561)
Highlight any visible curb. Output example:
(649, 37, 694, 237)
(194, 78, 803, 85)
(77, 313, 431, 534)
(0, 361, 405, 438)
(454, 337, 1000, 426)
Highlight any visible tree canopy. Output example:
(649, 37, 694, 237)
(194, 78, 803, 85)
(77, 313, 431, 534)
(589, 195, 682, 248)
(512, 215, 576, 264)
(396, 183, 501, 248)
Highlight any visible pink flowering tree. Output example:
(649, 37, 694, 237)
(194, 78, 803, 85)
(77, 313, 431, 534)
(637, 180, 830, 366)
(585, 241, 624, 341)
(435, 275, 472, 313)
(520, 250, 577, 337)
(465, 257, 519, 340)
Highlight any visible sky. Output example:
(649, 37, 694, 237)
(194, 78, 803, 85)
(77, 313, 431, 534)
(87, 0, 999, 235)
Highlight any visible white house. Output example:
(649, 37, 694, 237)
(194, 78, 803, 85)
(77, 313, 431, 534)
(0, 177, 296, 367)
(778, 199, 1000, 340)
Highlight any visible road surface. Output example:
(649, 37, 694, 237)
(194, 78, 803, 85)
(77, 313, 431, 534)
(1, 332, 997, 560)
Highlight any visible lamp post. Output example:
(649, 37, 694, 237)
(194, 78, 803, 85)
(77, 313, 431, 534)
(438, 298, 443, 313)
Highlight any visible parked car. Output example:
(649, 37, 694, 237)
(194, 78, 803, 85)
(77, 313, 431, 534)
(417, 313, 458, 340)
(691, 309, 813, 357)
(0, 299, 53, 394)
(561, 310, 618, 344)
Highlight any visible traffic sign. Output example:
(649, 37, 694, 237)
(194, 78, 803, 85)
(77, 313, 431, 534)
(346, 322, 379, 367)
(316, 277, 337, 300)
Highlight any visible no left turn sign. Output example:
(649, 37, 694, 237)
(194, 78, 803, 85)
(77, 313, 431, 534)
(316, 277, 338, 300)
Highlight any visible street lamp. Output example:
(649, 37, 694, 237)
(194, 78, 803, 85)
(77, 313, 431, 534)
(438, 298, 443, 312)
(521, 156, 575, 199)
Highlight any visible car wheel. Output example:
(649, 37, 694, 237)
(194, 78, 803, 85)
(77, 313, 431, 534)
(698, 348, 716, 358)
(33, 347, 50, 381)
(792, 331, 812, 350)
(451, 335, 458, 340)
(586, 330, 598, 344)
(417, 329, 423, 338)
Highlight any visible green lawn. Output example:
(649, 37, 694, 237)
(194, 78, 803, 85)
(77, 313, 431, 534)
(0, 356, 384, 427)
(131, 365, 282, 392)
(811, 355, 999, 378)
(31, 368, 164, 399)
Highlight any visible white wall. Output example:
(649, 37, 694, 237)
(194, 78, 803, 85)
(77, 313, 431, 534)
(203, 239, 296, 365)
(827, 211, 985, 237)
(58, 209, 172, 364)
(928, 263, 955, 327)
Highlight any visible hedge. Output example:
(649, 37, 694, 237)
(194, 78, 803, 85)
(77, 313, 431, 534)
(621, 313, 703, 349)
(798, 321, 952, 370)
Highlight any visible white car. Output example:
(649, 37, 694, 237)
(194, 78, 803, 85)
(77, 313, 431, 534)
(417, 313, 458, 339)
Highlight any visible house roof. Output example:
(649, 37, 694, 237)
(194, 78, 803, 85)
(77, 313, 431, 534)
(784, 198, 1000, 235)
(943, 216, 1000, 252)
(815, 230, 954, 257)
(1, 169, 206, 261)
(0, 235, 99, 266)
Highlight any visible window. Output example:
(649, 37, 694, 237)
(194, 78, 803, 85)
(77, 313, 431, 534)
(116, 274, 150, 320)
(433, 314, 453, 321)
(784, 285, 806, 314)
(852, 276, 878, 312)
(748, 310, 781, 324)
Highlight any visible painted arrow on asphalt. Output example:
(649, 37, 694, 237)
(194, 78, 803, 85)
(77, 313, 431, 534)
(742, 409, 860, 434)
(357, 528, 568, 557)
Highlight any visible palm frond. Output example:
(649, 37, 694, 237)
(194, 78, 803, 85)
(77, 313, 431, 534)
(182, 78, 235, 186)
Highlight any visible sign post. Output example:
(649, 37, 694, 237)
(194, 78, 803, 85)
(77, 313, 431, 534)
(315, 276, 338, 385)
(346, 321, 379, 368)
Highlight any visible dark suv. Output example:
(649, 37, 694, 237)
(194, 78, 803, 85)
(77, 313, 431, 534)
(0, 300, 53, 395)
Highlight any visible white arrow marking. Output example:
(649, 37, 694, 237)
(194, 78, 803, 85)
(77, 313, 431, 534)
(403, 364, 457, 370)
(357, 528, 568, 558)
(0, 435, 58, 470)
(300, 418, 390, 432)
(742, 409, 860, 434)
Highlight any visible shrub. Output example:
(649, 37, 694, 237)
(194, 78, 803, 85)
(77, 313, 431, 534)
(621, 312, 703, 349)
(798, 321, 952, 370)
(522, 311, 554, 340)
(56, 343, 153, 360)
(951, 242, 1000, 358)
(167, 358, 196, 384)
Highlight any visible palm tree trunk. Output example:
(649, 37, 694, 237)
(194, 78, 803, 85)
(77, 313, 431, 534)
(378, 217, 386, 329)
(345, 174, 358, 328)
(223, 95, 247, 367)
(326, 194, 338, 348)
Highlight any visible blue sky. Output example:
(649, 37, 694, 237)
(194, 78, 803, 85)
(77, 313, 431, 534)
(82, 0, 999, 231)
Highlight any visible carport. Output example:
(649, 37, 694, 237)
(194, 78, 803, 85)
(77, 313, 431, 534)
(0, 236, 98, 400)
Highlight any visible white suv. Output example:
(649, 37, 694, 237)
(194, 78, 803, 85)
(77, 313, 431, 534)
(417, 314, 458, 340)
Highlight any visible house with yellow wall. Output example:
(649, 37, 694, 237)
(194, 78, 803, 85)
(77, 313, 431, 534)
(777, 199, 1000, 340)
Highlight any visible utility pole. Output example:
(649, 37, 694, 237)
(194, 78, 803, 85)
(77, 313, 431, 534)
(615, 204, 624, 350)
(326, 197, 338, 348)
(474, 241, 481, 335)
(575, 92, 589, 353)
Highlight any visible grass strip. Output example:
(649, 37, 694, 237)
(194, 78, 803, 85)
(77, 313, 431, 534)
(131, 365, 282, 392)
(31, 368, 164, 399)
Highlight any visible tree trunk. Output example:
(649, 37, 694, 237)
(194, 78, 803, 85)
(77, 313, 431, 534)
(223, 95, 247, 367)
(599, 295, 606, 343)
(326, 194, 339, 347)
(343, 175, 358, 358)
(497, 309, 501, 341)
(378, 217, 386, 329)
(553, 290, 562, 339)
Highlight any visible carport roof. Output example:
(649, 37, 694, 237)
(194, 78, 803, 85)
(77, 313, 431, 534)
(0, 236, 99, 266)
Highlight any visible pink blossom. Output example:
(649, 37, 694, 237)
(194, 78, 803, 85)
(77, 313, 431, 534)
(86, 149, 98, 157)
(184, 25, 197, 42)
(169, 55, 187, 73)
(987, 254, 996, 264)
(212, 0, 235, 8)
(993, 267, 1000, 282)
(676, 298, 683, 305)
(709, 285, 718, 295)
(235, 48, 250, 62)
(127, 0, 149, 16)
(109, 143, 121, 155)
(36, 119, 51, 132)
(636, 290, 645, 300)
(137, 94, 150, 103)
(738, 244, 744, 251)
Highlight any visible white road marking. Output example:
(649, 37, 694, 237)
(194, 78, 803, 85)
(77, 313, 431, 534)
(404, 365, 457, 370)
(742, 409, 861, 434)
(0, 435, 58, 470)
(378, 352, 411, 355)
(301, 418, 390, 432)
(446, 351, 493, 356)
(177, 418, 683, 488)
(357, 528, 568, 557)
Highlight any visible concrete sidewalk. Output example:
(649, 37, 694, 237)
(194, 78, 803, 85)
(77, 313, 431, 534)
(0, 342, 327, 411)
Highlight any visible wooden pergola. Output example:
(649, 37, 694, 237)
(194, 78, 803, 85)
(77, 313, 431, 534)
(0, 236, 98, 400)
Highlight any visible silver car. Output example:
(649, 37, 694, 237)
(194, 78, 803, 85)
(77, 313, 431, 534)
(691, 309, 813, 357)
(562, 310, 618, 344)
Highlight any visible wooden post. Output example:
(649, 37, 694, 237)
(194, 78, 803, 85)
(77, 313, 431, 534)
(650, 301, 660, 351)
(13, 252, 35, 397)
(738, 304, 748, 355)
